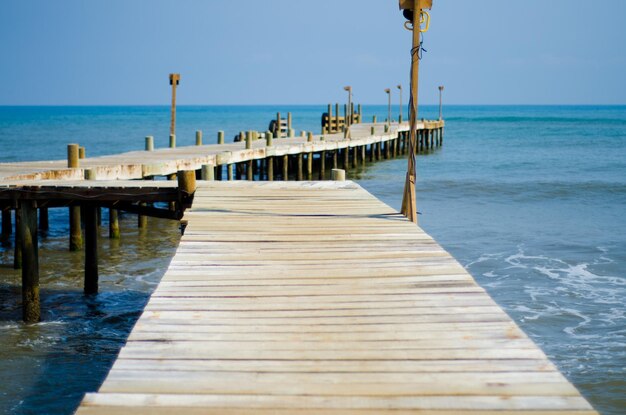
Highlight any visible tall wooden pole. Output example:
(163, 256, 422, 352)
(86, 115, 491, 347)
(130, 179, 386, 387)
(397, 84, 403, 123)
(438, 85, 444, 120)
(400, 0, 426, 224)
(169, 73, 180, 136)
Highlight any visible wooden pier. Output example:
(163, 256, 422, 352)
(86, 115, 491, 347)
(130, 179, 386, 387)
(0, 119, 597, 413)
(76, 181, 596, 414)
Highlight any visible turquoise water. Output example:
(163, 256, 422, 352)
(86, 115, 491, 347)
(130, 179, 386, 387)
(1, 105, 625, 414)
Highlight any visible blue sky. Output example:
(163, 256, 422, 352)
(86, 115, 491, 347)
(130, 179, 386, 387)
(1, 0, 624, 105)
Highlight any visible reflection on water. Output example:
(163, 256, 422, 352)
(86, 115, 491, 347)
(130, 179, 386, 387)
(0, 211, 180, 414)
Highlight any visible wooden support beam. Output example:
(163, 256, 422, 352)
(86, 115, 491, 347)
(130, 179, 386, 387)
(14, 207, 22, 269)
(138, 202, 148, 229)
(83, 203, 99, 295)
(38, 207, 48, 232)
(201, 165, 215, 181)
(109, 208, 120, 239)
(195, 130, 202, 146)
(297, 154, 303, 181)
(319, 151, 326, 180)
(69, 205, 82, 251)
(282, 155, 289, 180)
(1, 209, 12, 243)
(227, 164, 233, 181)
(20, 200, 39, 323)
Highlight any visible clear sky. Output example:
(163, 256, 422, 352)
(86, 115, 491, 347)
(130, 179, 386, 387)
(1, 0, 625, 105)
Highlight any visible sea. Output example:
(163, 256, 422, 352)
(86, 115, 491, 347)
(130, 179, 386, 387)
(0, 105, 624, 414)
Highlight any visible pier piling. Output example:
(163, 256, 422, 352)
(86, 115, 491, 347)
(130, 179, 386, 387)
(20, 200, 39, 323)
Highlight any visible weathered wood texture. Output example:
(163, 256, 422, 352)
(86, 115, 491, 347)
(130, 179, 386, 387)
(0, 122, 442, 183)
(77, 181, 596, 414)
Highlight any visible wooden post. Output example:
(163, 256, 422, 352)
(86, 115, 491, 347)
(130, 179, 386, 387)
(177, 170, 196, 211)
(282, 155, 289, 180)
(288, 128, 294, 138)
(327, 104, 332, 133)
(333, 150, 338, 169)
(218, 130, 225, 144)
(83, 202, 99, 295)
(373, 115, 377, 123)
(169, 73, 180, 136)
(287, 112, 292, 131)
(14, 207, 22, 269)
(385, 138, 390, 159)
(358, 104, 362, 122)
(331, 169, 345, 181)
(20, 201, 39, 323)
(376, 142, 381, 160)
(201, 164, 215, 180)
(1, 209, 11, 243)
(69, 205, 82, 251)
(39, 207, 48, 232)
(267, 157, 274, 181)
(276, 112, 281, 137)
(335, 103, 340, 133)
(138, 203, 147, 229)
(109, 208, 120, 239)
(352, 146, 358, 168)
(169, 134, 176, 148)
(361, 145, 366, 166)
(227, 164, 233, 180)
(67, 143, 79, 168)
(369, 144, 374, 162)
(79, 146, 86, 159)
(196, 130, 203, 146)
(297, 154, 303, 181)
(145, 136, 154, 151)
(266, 131, 273, 147)
(320, 150, 326, 180)
(246, 131, 253, 181)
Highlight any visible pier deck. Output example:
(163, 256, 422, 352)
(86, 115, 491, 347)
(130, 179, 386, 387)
(0, 121, 440, 182)
(77, 181, 596, 414)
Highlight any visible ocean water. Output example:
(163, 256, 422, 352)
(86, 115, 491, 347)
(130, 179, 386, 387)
(0, 105, 625, 414)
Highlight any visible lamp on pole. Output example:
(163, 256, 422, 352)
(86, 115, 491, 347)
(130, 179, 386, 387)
(399, 0, 433, 224)
(169, 73, 180, 136)
(438, 85, 444, 120)
(397, 84, 403, 123)
(344, 86, 352, 126)
(385, 88, 391, 127)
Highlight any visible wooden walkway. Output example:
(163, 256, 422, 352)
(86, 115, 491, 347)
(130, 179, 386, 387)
(0, 121, 441, 182)
(77, 181, 597, 414)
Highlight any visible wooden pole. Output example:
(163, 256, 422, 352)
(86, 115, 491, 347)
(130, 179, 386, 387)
(320, 150, 326, 180)
(400, 0, 423, 224)
(218, 130, 225, 144)
(201, 164, 215, 181)
(169, 73, 180, 136)
(335, 103, 340, 133)
(195, 130, 203, 146)
(83, 202, 99, 295)
(331, 169, 345, 181)
(1, 209, 11, 244)
(282, 155, 289, 180)
(276, 112, 281, 137)
(297, 154, 303, 181)
(227, 164, 233, 180)
(38, 207, 48, 232)
(20, 201, 39, 323)
(14, 208, 22, 269)
(169, 134, 176, 148)
(78, 146, 86, 159)
(246, 131, 253, 181)
(67, 143, 79, 168)
(109, 208, 120, 239)
(69, 205, 82, 251)
(145, 136, 154, 151)
(287, 112, 292, 131)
